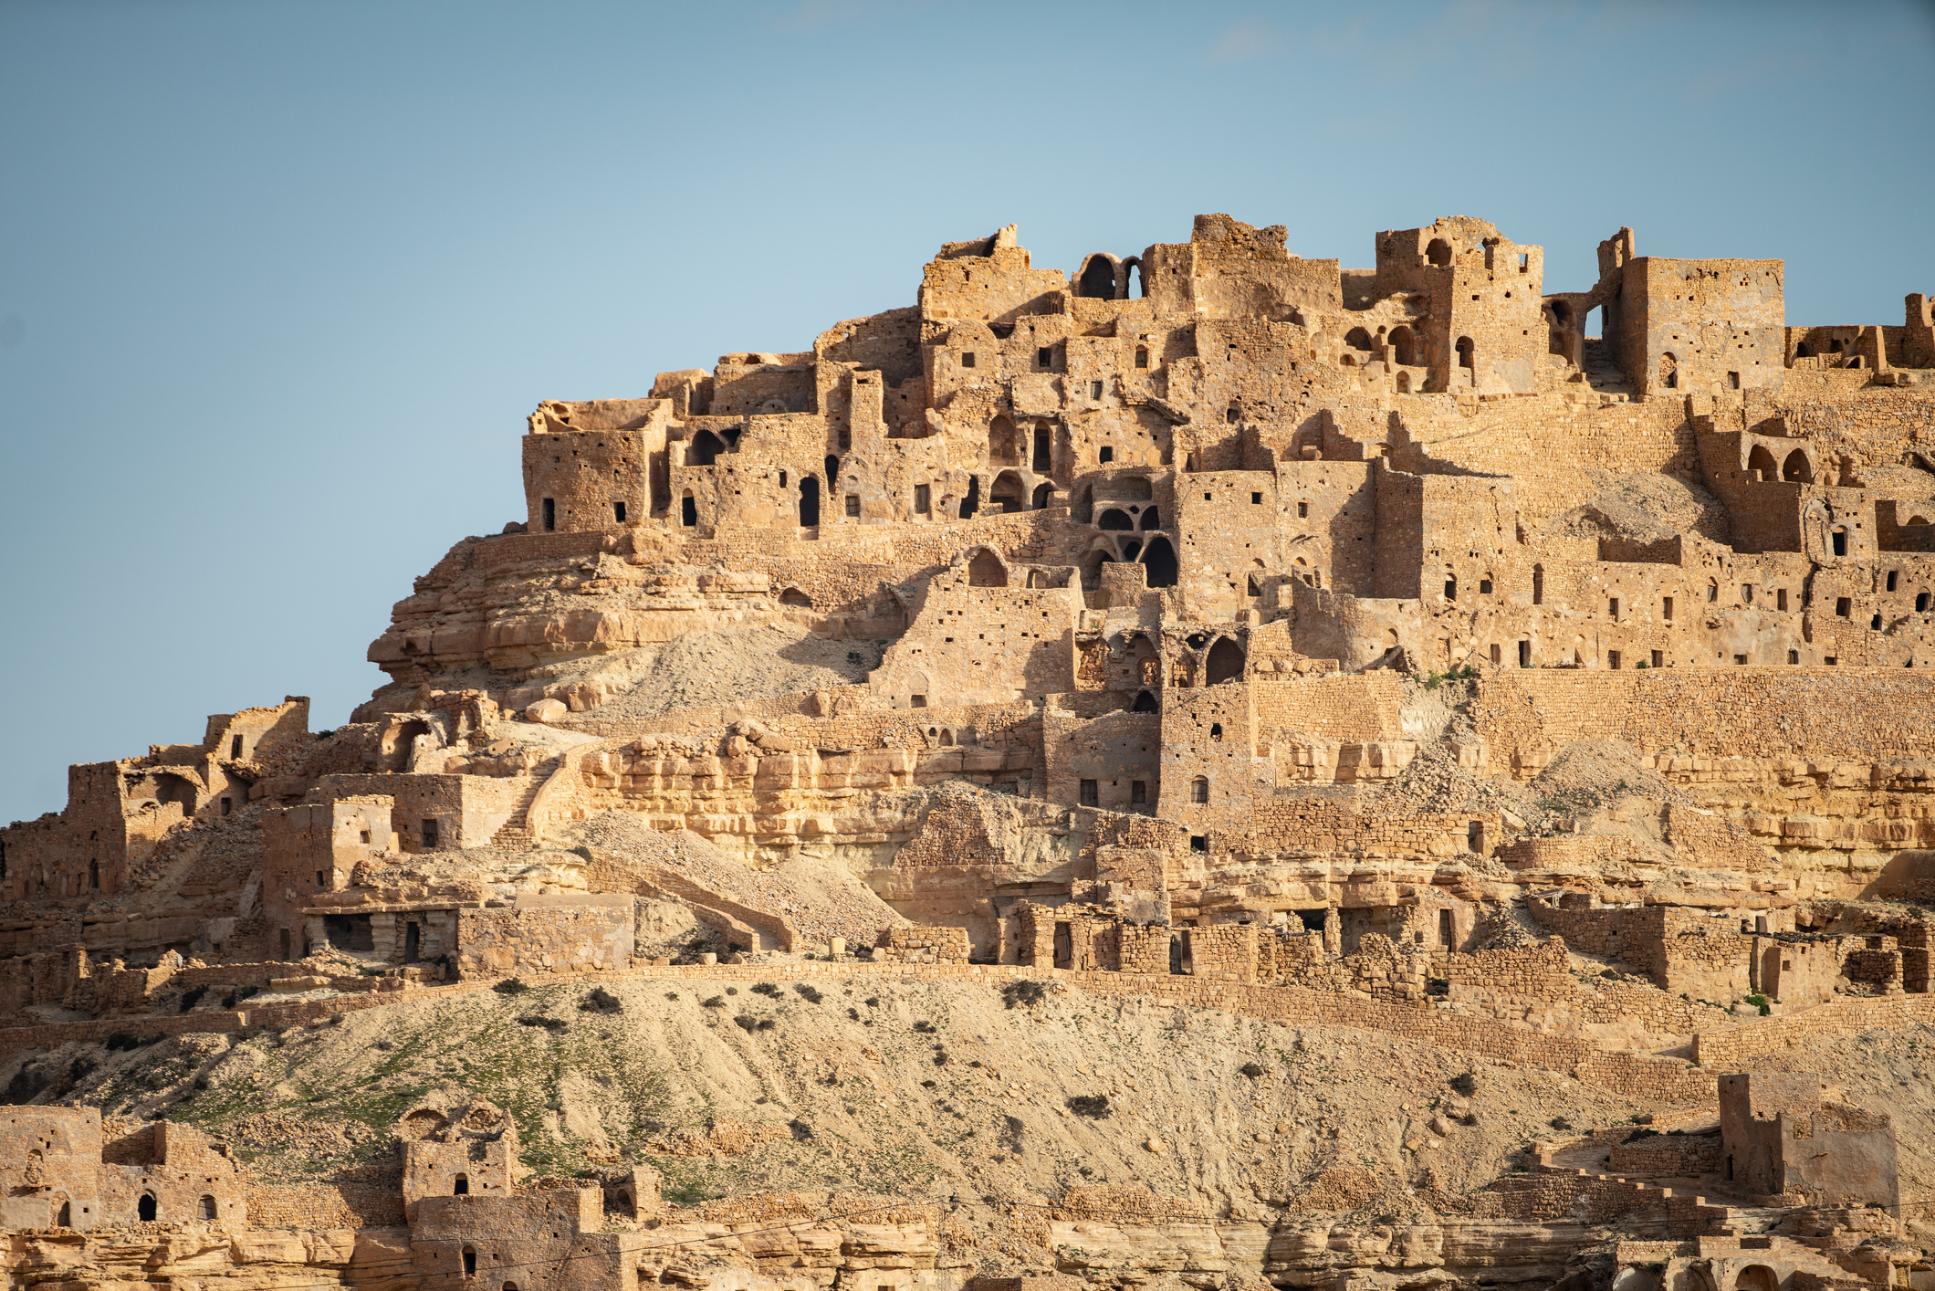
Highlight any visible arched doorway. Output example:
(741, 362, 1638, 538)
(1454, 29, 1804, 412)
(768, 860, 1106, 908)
(1388, 325, 1421, 367)
(689, 429, 725, 466)
(798, 476, 820, 526)
(1782, 449, 1813, 483)
(1205, 637, 1246, 685)
(1032, 482, 1054, 509)
(990, 470, 1026, 513)
(138, 1194, 157, 1222)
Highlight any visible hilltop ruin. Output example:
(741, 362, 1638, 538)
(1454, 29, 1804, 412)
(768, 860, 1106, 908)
(6, 213, 1935, 1291)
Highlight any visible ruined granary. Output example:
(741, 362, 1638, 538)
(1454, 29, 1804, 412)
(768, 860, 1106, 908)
(7, 212, 1935, 1290)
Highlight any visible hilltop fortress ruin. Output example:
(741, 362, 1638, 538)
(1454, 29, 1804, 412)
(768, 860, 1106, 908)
(6, 214, 1935, 1291)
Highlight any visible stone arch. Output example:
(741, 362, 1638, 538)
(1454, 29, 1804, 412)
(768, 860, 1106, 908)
(1734, 1267, 1780, 1291)
(1456, 336, 1476, 374)
(967, 548, 1009, 588)
(689, 428, 725, 466)
(1114, 475, 1154, 501)
(1345, 327, 1374, 356)
(990, 414, 1022, 465)
(1659, 351, 1679, 390)
(779, 587, 813, 608)
(1387, 325, 1422, 367)
(1205, 636, 1245, 685)
(1426, 238, 1452, 267)
(991, 470, 1027, 513)
(1119, 537, 1142, 562)
(1076, 253, 1119, 299)
(1131, 689, 1158, 712)
(1141, 535, 1178, 588)
(1125, 257, 1144, 298)
(1097, 507, 1134, 531)
(1747, 444, 1778, 481)
(1032, 482, 1054, 509)
(1139, 505, 1161, 530)
(1782, 449, 1813, 483)
(138, 1193, 157, 1222)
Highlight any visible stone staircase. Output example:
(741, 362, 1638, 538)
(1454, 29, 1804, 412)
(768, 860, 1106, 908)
(489, 759, 557, 849)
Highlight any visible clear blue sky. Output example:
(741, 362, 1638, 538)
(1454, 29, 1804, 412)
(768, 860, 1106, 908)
(2, 0, 1931, 824)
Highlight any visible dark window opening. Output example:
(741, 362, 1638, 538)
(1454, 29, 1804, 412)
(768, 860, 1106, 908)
(844, 494, 861, 518)
(1141, 536, 1178, 588)
(422, 818, 439, 848)
(463, 1248, 478, 1276)
(453, 1174, 469, 1196)
(1036, 346, 1053, 371)
(1032, 425, 1052, 472)
(680, 493, 698, 528)
(1190, 834, 1208, 853)
(1130, 780, 1147, 805)
(542, 498, 556, 532)
(1130, 689, 1158, 713)
(404, 921, 421, 963)
(1098, 446, 1114, 464)
(1053, 921, 1073, 969)
(138, 1194, 157, 1222)
(1438, 909, 1455, 946)
(1518, 640, 1531, 667)
(1078, 779, 1098, 807)
(960, 351, 975, 369)
(200, 1195, 217, 1220)
(913, 484, 930, 514)
(798, 476, 820, 527)
(1832, 528, 1848, 557)
(1190, 776, 1209, 804)
(231, 734, 244, 758)
(958, 475, 980, 520)
(613, 500, 627, 524)
(1134, 346, 1149, 369)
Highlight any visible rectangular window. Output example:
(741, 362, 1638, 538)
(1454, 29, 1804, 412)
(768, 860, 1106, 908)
(1089, 379, 1103, 399)
(1518, 640, 1531, 667)
(1130, 780, 1147, 805)
(1297, 502, 1308, 518)
(542, 498, 556, 532)
(1190, 835, 1208, 853)
(1662, 596, 1674, 621)
(1608, 597, 1619, 619)
(1734, 654, 1749, 665)
(1729, 371, 1741, 389)
(1251, 492, 1263, 505)
(421, 818, 439, 848)
(1788, 649, 1800, 664)
(1037, 346, 1052, 370)
(1742, 584, 1753, 605)
(960, 351, 975, 369)
(913, 484, 930, 514)
(1836, 597, 1852, 617)
(845, 494, 861, 517)
(1651, 650, 1663, 667)
(1777, 588, 1788, 611)
(613, 500, 627, 524)
(1078, 779, 1098, 806)
(1887, 570, 1899, 592)
(1607, 650, 1621, 670)
(231, 735, 243, 758)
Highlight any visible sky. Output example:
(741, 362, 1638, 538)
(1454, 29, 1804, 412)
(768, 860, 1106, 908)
(1, 0, 1932, 824)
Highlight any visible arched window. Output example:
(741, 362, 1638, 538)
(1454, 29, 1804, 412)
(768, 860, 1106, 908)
(1141, 536, 1178, 588)
(1131, 689, 1158, 713)
(138, 1194, 157, 1222)
(1209, 723, 1223, 740)
(1747, 444, 1778, 481)
(452, 1174, 469, 1196)
(1097, 508, 1133, 531)
(1190, 776, 1209, 804)
(1782, 449, 1813, 483)
(1426, 238, 1452, 267)
(200, 1195, 217, 1220)
(1344, 327, 1374, 354)
(56, 1201, 72, 1227)
(1205, 638, 1245, 685)
(1032, 482, 1054, 509)
(1456, 336, 1475, 372)
(1076, 254, 1117, 299)
(824, 453, 841, 490)
(1126, 258, 1144, 298)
